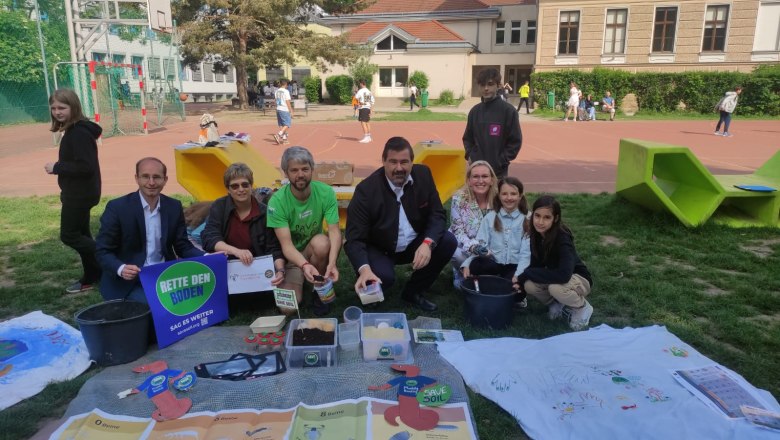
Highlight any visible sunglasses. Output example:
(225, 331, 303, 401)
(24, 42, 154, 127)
(229, 182, 252, 190)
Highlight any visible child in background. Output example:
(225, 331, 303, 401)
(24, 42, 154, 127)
(461, 177, 531, 309)
(352, 94, 359, 119)
(514, 195, 593, 330)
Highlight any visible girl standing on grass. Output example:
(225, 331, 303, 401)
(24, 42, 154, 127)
(44, 89, 102, 294)
(461, 177, 531, 309)
(514, 195, 594, 330)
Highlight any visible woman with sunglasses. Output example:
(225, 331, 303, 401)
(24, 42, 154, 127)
(202, 163, 288, 309)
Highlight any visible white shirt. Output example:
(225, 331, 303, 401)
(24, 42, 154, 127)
(116, 192, 164, 277)
(275, 87, 291, 112)
(410, 85, 418, 97)
(355, 87, 374, 109)
(387, 175, 417, 252)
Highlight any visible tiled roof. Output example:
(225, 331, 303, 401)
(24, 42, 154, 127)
(346, 21, 466, 43)
(354, 0, 491, 15)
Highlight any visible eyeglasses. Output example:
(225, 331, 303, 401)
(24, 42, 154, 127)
(229, 182, 252, 190)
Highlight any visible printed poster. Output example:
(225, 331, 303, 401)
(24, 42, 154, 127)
(227, 255, 276, 294)
(139, 254, 229, 348)
(49, 408, 154, 440)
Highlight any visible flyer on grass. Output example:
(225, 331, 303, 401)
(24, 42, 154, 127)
(139, 253, 229, 348)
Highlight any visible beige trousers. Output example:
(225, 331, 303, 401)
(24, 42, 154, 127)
(524, 274, 591, 308)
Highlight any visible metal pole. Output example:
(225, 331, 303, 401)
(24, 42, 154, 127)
(63, 0, 79, 62)
(33, 0, 52, 97)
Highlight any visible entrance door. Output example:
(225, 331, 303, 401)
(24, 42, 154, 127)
(505, 66, 532, 95)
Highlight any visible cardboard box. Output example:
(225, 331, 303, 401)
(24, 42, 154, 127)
(314, 162, 353, 186)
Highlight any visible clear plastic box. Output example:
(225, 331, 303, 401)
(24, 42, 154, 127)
(285, 318, 338, 368)
(360, 313, 410, 361)
(338, 322, 360, 351)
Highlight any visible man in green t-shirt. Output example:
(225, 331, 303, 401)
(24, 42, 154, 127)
(267, 146, 341, 315)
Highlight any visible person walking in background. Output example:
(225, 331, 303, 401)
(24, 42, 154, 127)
(564, 82, 580, 122)
(273, 79, 293, 145)
(355, 79, 375, 143)
(602, 91, 616, 121)
(409, 81, 420, 111)
(517, 80, 531, 114)
(44, 89, 103, 294)
(714, 86, 743, 137)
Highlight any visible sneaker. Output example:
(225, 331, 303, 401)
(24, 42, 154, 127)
(722, 132, 732, 137)
(272, 134, 282, 144)
(547, 301, 565, 320)
(358, 136, 372, 144)
(713, 131, 722, 136)
(513, 298, 528, 311)
(568, 300, 593, 331)
(65, 282, 93, 294)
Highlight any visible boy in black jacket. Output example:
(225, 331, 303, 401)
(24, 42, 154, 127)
(462, 68, 522, 178)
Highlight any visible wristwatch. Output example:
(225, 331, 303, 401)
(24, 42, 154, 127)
(423, 238, 437, 250)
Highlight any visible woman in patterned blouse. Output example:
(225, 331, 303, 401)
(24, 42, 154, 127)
(448, 160, 498, 289)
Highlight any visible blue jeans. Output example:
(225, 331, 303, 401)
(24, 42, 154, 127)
(716, 111, 731, 133)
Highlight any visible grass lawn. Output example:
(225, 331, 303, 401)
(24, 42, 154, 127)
(370, 108, 466, 122)
(1, 194, 779, 439)
(529, 107, 780, 121)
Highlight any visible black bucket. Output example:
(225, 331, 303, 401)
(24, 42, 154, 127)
(462, 276, 516, 329)
(75, 299, 151, 366)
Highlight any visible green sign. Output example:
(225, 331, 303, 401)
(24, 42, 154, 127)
(156, 261, 216, 316)
(417, 384, 452, 407)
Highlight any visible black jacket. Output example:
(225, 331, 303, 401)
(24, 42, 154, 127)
(462, 96, 522, 173)
(53, 120, 102, 206)
(345, 164, 447, 271)
(201, 195, 283, 261)
(519, 231, 592, 287)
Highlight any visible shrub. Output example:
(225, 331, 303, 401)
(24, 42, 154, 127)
(325, 75, 354, 105)
(438, 89, 455, 105)
(349, 58, 378, 88)
(409, 71, 429, 90)
(303, 76, 321, 103)
(530, 68, 780, 115)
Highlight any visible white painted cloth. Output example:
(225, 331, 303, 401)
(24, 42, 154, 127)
(0, 311, 91, 410)
(438, 325, 780, 439)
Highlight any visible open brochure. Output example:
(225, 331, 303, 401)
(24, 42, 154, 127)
(50, 398, 477, 440)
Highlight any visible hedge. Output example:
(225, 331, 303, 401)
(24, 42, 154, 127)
(303, 76, 322, 104)
(325, 75, 354, 105)
(530, 67, 780, 115)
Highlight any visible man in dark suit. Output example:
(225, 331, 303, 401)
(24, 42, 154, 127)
(345, 137, 457, 312)
(96, 157, 204, 302)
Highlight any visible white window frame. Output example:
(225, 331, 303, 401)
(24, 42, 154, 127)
(557, 10, 581, 56)
(378, 67, 409, 89)
(375, 35, 407, 52)
(526, 20, 537, 44)
(496, 21, 506, 45)
(603, 8, 629, 55)
(651, 5, 679, 54)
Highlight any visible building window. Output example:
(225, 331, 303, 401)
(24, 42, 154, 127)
(265, 67, 284, 82)
(226, 67, 234, 83)
(604, 9, 628, 54)
(92, 52, 106, 62)
(652, 7, 677, 52)
(558, 11, 580, 55)
(131, 56, 144, 78)
(163, 58, 175, 80)
(191, 64, 202, 82)
(204, 62, 214, 82)
(112, 54, 125, 65)
(379, 67, 408, 88)
(527, 20, 537, 44)
(179, 61, 188, 81)
(376, 35, 407, 51)
(292, 67, 311, 83)
(702, 5, 729, 51)
(148, 57, 161, 79)
(511, 21, 522, 44)
(496, 21, 505, 45)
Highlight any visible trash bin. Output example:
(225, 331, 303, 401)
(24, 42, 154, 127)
(461, 276, 516, 329)
(421, 90, 429, 108)
(547, 91, 555, 109)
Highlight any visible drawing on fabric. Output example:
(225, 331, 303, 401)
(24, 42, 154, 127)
(611, 375, 644, 390)
(547, 367, 591, 386)
(590, 366, 623, 377)
(663, 346, 689, 358)
(0, 323, 83, 385)
(552, 392, 605, 421)
(644, 387, 671, 403)
(491, 372, 520, 392)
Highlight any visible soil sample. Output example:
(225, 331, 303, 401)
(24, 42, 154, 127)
(291, 328, 334, 346)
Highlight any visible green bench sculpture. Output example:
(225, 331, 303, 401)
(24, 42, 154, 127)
(616, 138, 780, 227)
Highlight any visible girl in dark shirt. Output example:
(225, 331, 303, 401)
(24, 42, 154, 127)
(514, 195, 594, 330)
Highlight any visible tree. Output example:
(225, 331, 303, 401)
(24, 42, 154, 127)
(0, 3, 69, 84)
(174, 0, 372, 109)
(348, 53, 378, 87)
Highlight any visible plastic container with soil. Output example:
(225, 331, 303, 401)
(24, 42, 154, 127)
(285, 318, 338, 368)
(74, 299, 151, 366)
(360, 313, 410, 361)
(461, 275, 516, 329)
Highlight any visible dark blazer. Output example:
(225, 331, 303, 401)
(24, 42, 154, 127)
(344, 164, 447, 271)
(96, 192, 204, 300)
(200, 195, 283, 260)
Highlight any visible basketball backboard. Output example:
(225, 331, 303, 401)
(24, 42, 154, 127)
(147, 0, 173, 33)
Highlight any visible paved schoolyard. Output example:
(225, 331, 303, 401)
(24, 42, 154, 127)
(0, 108, 777, 198)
